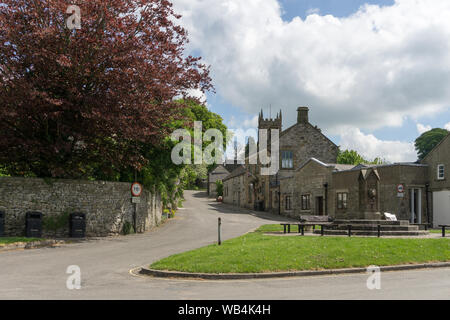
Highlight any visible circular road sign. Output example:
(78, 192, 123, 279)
(397, 184, 404, 193)
(131, 182, 143, 197)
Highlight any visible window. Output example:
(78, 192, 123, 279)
(337, 193, 348, 210)
(438, 164, 445, 180)
(301, 194, 311, 210)
(285, 196, 292, 210)
(282, 151, 294, 169)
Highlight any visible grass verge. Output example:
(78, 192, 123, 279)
(150, 224, 450, 273)
(0, 237, 42, 245)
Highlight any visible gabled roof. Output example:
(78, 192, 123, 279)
(223, 165, 247, 181)
(295, 158, 355, 172)
(280, 122, 338, 148)
(421, 131, 450, 162)
(359, 168, 381, 180)
(209, 165, 230, 175)
(295, 157, 334, 172)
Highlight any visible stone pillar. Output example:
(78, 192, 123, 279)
(410, 189, 415, 223)
(418, 188, 422, 224)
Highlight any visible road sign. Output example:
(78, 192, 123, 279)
(131, 197, 141, 204)
(131, 182, 143, 197)
(397, 184, 404, 193)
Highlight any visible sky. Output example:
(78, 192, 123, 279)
(171, 0, 450, 163)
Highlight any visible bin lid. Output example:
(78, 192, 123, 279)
(26, 211, 42, 218)
(71, 212, 86, 219)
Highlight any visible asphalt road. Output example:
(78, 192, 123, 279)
(0, 191, 449, 300)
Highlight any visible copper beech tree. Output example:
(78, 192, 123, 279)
(0, 0, 212, 178)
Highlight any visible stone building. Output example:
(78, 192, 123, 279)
(263, 107, 339, 213)
(223, 106, 339, 212)
(222, 106, 449, 227)
(422, 132, 450, 227)
(207, 165, 230, 197)
(278, 158, 437, 225)
(223, 165, 251, 208)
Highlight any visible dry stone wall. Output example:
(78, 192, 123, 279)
(0, 177, 162, 237)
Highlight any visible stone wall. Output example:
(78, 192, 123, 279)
(0, 177, 162, 237)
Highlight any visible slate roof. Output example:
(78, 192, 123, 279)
(223, 165, 247, 181)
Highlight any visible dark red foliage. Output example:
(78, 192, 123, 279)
(0, 0, 212, 178)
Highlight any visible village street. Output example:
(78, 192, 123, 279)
(0, 191, 449, 300)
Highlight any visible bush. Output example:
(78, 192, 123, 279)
(215, 180, 223, 197)
(122, 221, 135, 235)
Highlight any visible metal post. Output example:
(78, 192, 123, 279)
(218, 217, 222, 245)
(301, 225, 304, 236)
(442, 226, 446, 238)
(321, 225, 324, 236)
(133, 202, 137, 233)
(377, 224, 381, 238)
(348, 225, 352, 237)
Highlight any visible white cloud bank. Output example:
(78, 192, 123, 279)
(339, 127, 417, 163)
(416, 123, 432, 135)
(445, 122, 450, 131)
(172, 0, 450, 162)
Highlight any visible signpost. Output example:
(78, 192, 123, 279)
(131, 182, 143, 233)
(131, 182, 143, 197)
(397, 184, 404, 198)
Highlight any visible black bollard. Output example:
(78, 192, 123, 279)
(218, 217, 222, 245)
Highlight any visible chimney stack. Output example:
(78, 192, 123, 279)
(297, 106, 309, 124)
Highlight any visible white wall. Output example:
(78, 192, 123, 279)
(433, 191, 450, 227)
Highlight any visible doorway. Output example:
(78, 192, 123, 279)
(410, 188, 422, 224)
(316, 196, 324, 216)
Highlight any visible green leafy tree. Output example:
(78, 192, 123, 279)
(415, 128, 449, 160)
(337, 149, 386, 165)
(215, 180, 224, 197)
(337, 150, 367, 165)
(117, 99, 228, 207)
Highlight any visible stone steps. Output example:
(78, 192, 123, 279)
(332, 225, 419, 231)
(313, 229, 429, 236)
(316, 219, 429, 236)
(333, 219, 410, 226)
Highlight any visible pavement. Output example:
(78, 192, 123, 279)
(0, 190, 449, 300)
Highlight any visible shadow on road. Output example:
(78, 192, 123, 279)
(207, 201, 296, 223)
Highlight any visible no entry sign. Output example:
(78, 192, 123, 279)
(131, 182, 143, 197)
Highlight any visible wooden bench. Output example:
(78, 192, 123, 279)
(298, 215, 334, 236)
(438, 225, 450, 237)
(280, 215, 334, 235)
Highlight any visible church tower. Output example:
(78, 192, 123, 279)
(258, 109, 282, 152)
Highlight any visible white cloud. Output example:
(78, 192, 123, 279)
(416, 123, 431, 134)
(243, 115, 258, 129)
(306, 8, 320, 16)
(338, 127, 417, 163)
(226, 115, 258, 130)
(172, 0, 450, 134)
(445, 122, 450, 131)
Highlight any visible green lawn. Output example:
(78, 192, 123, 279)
(430, 229, 446, 234)
(150, 225, 450, 273)
(0, 237, 41, 245)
